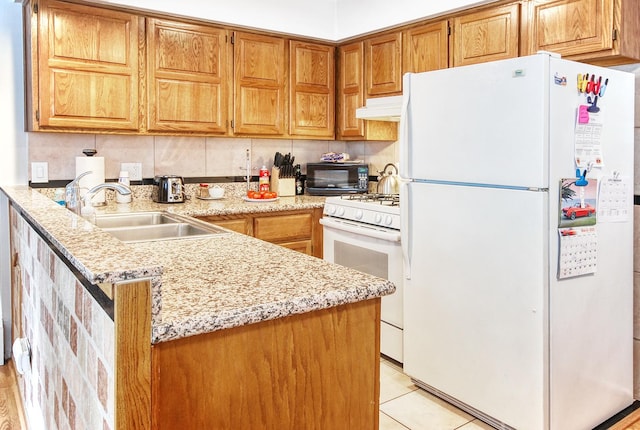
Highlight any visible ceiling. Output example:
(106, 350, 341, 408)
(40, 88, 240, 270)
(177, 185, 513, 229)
(86, 0, 495, 41)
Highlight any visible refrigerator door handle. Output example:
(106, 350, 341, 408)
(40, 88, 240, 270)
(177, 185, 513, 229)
(399, 74, 411, 179)
(400, 179, 412, 279)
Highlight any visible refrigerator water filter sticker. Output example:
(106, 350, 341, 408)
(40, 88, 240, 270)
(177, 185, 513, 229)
(558, 226, 597, 279)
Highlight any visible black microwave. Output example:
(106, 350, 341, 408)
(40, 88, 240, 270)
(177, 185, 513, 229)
(306, 162, 369, 196)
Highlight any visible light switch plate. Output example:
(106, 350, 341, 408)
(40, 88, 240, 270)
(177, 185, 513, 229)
(121, 162, 142, 181)
(31, 162, 48, 183)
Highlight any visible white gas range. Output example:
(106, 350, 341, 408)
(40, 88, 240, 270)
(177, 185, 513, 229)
(320, 194, 403, 363)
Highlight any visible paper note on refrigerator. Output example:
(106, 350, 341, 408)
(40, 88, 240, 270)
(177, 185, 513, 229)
(574, 109, 604, 168)
(558, 226, 597, 279)
(597, 173, 631, 222)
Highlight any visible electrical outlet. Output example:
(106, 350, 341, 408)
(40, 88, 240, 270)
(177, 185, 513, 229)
(31, 162, 48, 183)
(121, 162, 143, 181)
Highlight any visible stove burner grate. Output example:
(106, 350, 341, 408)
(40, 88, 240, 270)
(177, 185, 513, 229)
(340, 193, 400, 206)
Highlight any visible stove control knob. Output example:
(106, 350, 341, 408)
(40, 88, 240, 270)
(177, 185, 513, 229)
(374, 214, 383, 224)
(384, 215, 393, 226)
(355, 209, 364, 220)
(337, 207, 345, 216)
(326, 205, 336, 215)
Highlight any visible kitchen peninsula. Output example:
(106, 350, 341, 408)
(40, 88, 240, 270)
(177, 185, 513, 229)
(2, 185, 395, 430)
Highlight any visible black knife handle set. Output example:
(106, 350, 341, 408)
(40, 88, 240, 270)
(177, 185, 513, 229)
(273, 152, 299, 178)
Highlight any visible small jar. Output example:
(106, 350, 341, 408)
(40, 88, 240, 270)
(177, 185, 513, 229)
(199, 183, 210, 198)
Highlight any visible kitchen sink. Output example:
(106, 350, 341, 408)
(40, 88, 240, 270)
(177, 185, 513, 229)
(93, 211, 181, 228)
(94, 211, 228, 243)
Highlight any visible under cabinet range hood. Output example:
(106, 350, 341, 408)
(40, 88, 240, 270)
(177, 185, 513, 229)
(355, 95, 402, 122)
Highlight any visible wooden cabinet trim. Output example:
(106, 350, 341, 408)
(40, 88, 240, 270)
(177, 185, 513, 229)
(114, 279, 152, 430)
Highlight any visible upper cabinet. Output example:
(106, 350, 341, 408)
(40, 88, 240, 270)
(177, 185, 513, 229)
(25, 0, 640, 138)
(146, 19, 230, 134)
(232, 32, 286, 136)
(30, 0, 141, 131)
(526, 0, 640, 65)
(289, 41, 335, 138)
(403, 21, 450, 73)
(451, 3, 521, 67)
(336, 41, 397, 141)
(365, 32, 403, 97)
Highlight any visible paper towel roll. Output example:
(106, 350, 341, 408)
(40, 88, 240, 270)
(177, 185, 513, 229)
(76, 156, 105, 205)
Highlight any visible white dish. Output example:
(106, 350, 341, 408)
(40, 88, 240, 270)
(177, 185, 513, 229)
(243, 196, 279, 203)
(197, 196, 225, 201)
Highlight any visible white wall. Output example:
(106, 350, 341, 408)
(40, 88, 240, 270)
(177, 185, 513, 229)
(334, 0, 494, 39)
(1, 0, 28, 361)
(0, 0, 27, 187)
(89, 0, 493, 41)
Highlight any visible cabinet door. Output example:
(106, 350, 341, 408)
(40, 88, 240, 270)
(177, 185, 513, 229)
(403, 21, 450, 73)
(147, 19, 229, 134)
(254, 213, 313, 243)
(233, 32, 286, 136)
(289, 41, 335, 138)
(337, 42, 365, 139)
(36, 0, 140, 130)
(452, 3, 520, 67)
(527, 0, 614, 57)
(365, 32, 403, 97)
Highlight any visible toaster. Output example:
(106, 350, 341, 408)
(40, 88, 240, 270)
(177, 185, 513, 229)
(152, 175, 185, 203)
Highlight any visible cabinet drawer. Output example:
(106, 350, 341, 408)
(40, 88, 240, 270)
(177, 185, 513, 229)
(254, 214, 312, 242)
(279, 240, 313, 255)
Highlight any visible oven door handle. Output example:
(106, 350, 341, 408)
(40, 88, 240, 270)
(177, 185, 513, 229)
(320, 217, 401, 242)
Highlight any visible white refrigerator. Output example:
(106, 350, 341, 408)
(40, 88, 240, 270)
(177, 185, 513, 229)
(399, 53, 634, 430)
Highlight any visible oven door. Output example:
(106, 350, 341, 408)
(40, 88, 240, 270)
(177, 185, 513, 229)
(320, 217, 403, 362)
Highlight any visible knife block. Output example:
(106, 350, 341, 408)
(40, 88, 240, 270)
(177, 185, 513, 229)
(271, 167, 295, 196)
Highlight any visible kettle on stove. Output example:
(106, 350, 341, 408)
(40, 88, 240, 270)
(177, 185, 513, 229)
(376, 163, 400, 195)
(152, 175, 186, 203)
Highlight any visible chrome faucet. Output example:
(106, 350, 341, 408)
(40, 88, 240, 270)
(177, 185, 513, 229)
(83, 182, 132, 208)
(65, 171, 132, 215)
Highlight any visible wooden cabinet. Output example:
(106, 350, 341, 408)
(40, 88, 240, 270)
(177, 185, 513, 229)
(289, 41, 335, 138)
(365, 32, 403, 97)
(403, 21, 450, 73)
(197, 208, 323, 258)
(30, 0, 141, 131)
(526, 0, 640, 65)
(232, 32, 287, 136)
(451, 3, 521, 67)
(336, 42, 397, 141)
(146, 19, 230, 134)
(151, 300, 380, 430)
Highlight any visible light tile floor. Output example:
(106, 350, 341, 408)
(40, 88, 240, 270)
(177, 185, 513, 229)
(379, 357, 494, 430)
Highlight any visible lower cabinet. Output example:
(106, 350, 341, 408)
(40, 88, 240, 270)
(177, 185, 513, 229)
(197, 208, 323, 258)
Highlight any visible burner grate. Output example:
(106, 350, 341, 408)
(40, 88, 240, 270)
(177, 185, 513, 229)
(340, 193, 400, 206)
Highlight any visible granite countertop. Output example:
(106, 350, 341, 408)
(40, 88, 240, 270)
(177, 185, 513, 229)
(2, 184, 396, 344)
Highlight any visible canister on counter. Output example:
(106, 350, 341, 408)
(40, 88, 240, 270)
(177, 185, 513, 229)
(199, 183, 210, 198)
(259, 166, 270, 192)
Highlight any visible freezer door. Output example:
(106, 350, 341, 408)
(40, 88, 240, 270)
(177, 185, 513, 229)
(401, 55, 548, 188)
(403, 182, 547, 430)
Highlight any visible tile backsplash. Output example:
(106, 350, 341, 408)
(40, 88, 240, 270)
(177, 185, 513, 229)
(28, 133, 399, 182)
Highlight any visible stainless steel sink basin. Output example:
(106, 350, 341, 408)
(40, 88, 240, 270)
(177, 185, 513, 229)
(94, 211, 228, 243)
(94, 211, 180, 228)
